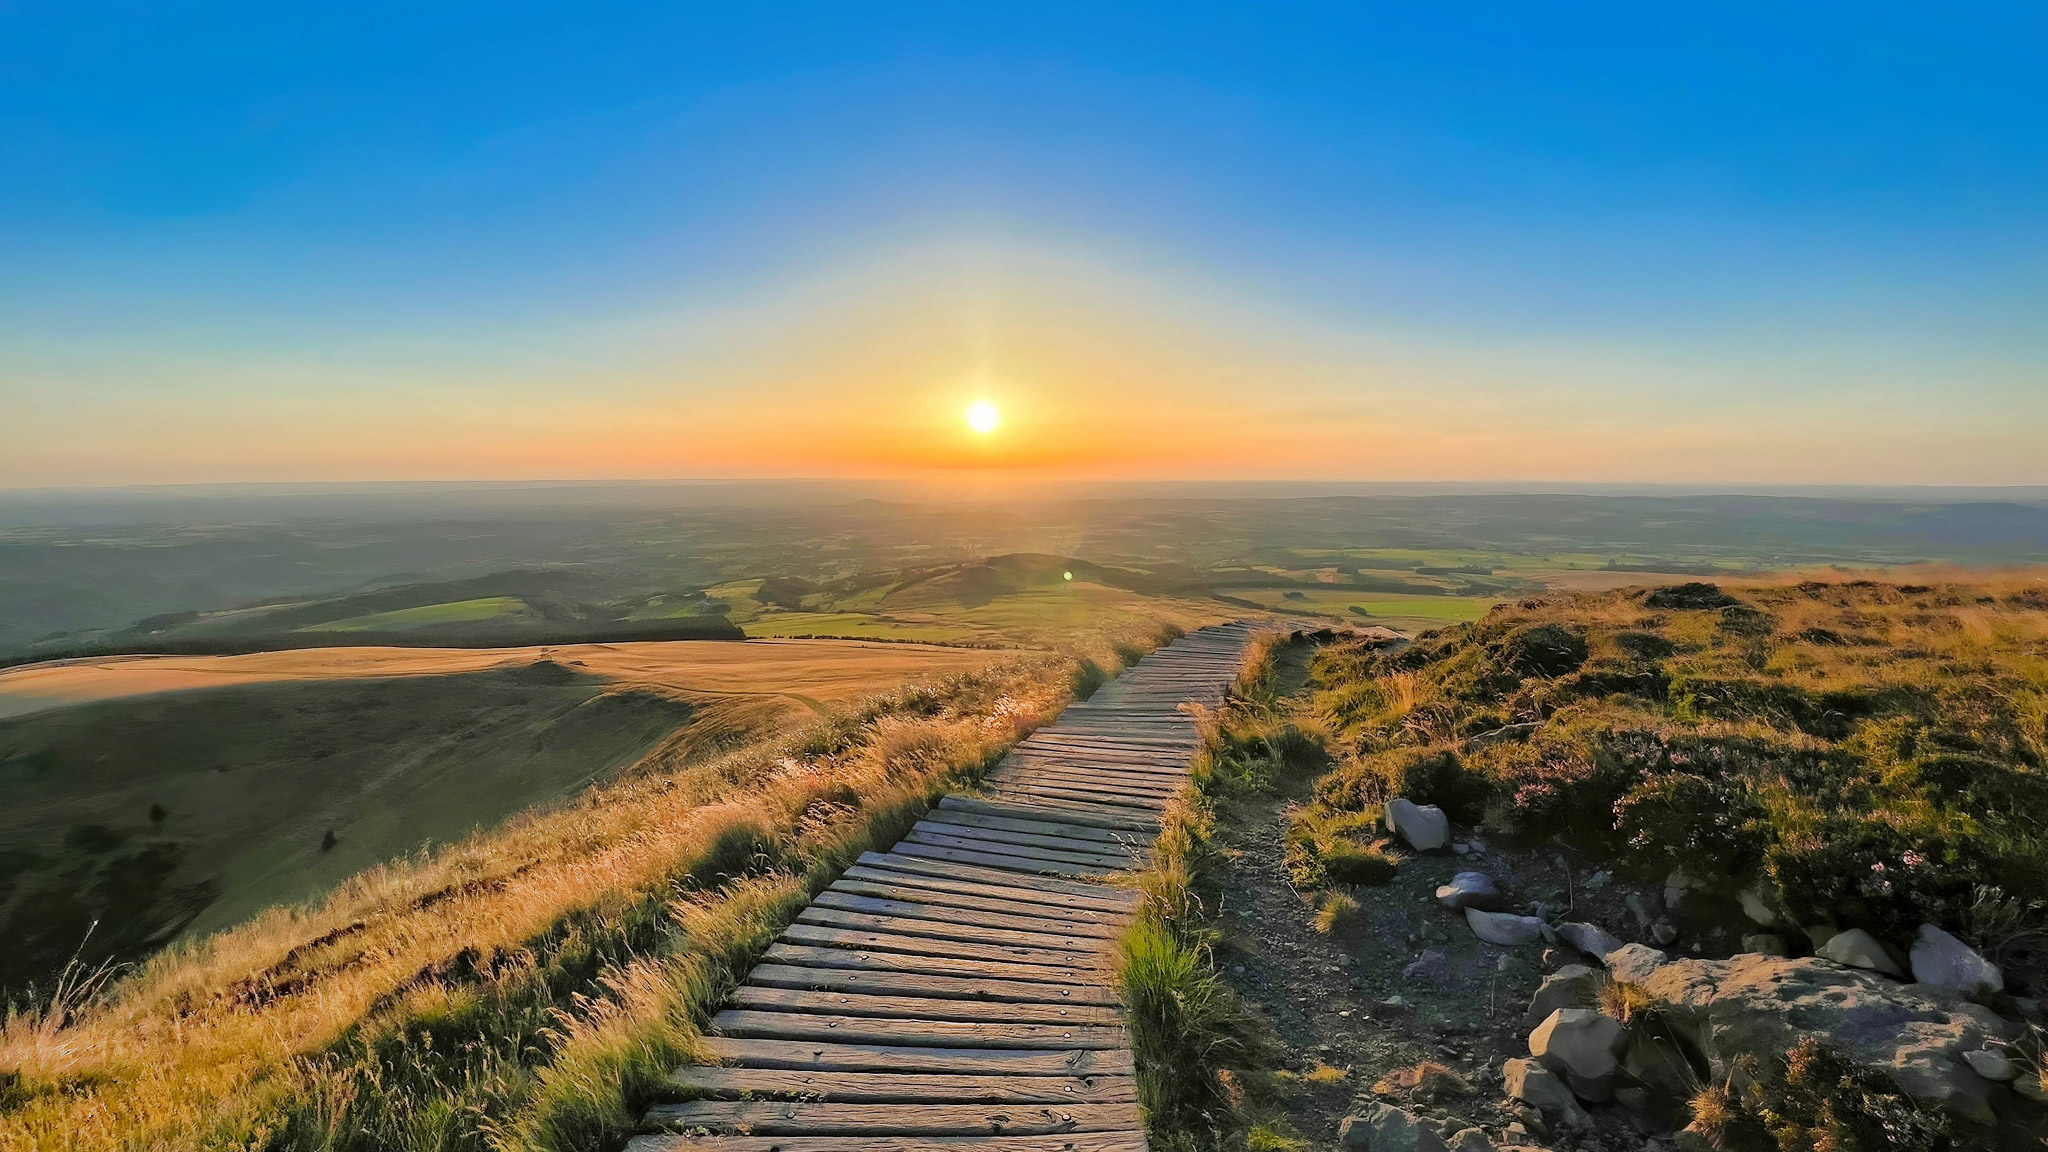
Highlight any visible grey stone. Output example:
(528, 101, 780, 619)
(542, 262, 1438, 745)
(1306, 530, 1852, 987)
(1447, 1128, 1495, 1152)
(1817, 927, 1904, 978)
(1624, 891, 1658, 929)
(1584, 870, 1612, 890)
(1387, 799, 1451, 851)
(1664, 867, 1698, 913)
(1640, 953, 2019, 1125)
(1522, 964, 1601, 1033)
(1404, 949, 1452, 985)
(1740, 933, 1789, 957)
(1502, 1057, 1590, 1128)
(1467, 908, 1546, 946)
(1739, 884, 1781, 927)
(1615, 1086, 1650, 1112)
(1529, 1007, 1627, 1099)
(1437, 872, 1509, 912)
(1340, 1103, 1451, 1152)
(1603, 942, 1668, 983)
(1910, 924, 2002, 997)
(1651, 920, 1679, 946)
(1962, 1048, 2014, 1081)
(1555, 921, 1624, 959)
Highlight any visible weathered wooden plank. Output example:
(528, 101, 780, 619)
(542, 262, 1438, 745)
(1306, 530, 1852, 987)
(839, 864, 1132, 915)
(936, 796, 1156, 834)
(812, 890, 1122, 938)
(911, 819, 1153, 859)
(662, 1066, 1138, 1104)
(886, 841, 1115, 880)
(777, 924, 1100, 970)
(711, 1010, 1126, 1050)
(643, 1099, 1142, 1136)
(743, 964, 1120, 1006)
(760, 944, 1102, 986)
(727, 986, 1123, 1026)
(903, 829, 1138, 870)
(853, 852, 1133, 902)
(909, 809, 1156, 847)
(628, 1132, 1148, 1152)
(987, 769, 1181, 798)
(699, 1037, 1133, 1075)
(796, 907, 1111, 953)
(984, 787, 1164, 815)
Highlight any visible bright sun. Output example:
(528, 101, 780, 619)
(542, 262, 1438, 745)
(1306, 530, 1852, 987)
(965, 400, 1001, 434)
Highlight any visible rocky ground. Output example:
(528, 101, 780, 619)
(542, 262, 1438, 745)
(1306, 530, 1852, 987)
(1211, 784, 1679, 1150)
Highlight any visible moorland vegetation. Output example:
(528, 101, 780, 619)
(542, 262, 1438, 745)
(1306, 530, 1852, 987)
(1188, 578, 2048, 1149)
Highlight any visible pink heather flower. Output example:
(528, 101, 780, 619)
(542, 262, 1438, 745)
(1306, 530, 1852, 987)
(1900, 851, 1927, 867)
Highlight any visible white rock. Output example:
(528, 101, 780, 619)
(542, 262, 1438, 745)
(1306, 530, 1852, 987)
(1963, 1048, 2015, 1081)
(1502, 1057, 1590, 1127)
(1523, 964, 1601, 1032)
(1817, 928, 1904, 978)
(1467, 908, 1546, 946)
(1386, 799, 1450, 851)
(1436, 872, 1508, 912)
(1602, 942, 1669, 983)
(1910, 924, 2003, 997)
(1739, 885, 1781, 927)
(1555, 921, 1624, 959)
(1664, 867, 1698, 911)
(1530, 1007, 1628, 1099)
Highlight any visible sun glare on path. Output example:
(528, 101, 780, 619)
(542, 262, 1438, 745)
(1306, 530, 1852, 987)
(965, 399, 1001, 434)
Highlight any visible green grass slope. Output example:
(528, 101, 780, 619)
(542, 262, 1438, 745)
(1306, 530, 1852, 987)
(0, 663, 694, 994)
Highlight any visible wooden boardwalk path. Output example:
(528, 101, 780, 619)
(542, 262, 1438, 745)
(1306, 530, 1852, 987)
(631, 621, 1254, 1152)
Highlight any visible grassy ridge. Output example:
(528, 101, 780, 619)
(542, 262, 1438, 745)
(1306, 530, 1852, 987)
(0, 625, 1178, 1152)
(1305, 577, 2048, 984)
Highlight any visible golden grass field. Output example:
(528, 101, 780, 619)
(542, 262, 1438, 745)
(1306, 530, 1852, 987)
(0, 637, 1016, 722)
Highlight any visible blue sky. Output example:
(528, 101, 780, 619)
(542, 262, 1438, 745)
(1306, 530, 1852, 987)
(4, 2, 2045, 484)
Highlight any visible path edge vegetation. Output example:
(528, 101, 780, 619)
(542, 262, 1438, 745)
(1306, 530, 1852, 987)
(1113, 631, 1325, 1152)
(0, 625, 1185, 1152)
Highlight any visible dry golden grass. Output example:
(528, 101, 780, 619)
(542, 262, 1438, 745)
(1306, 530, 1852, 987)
(0, 627, 1164, 1151)
(0, 637, 1012, 720)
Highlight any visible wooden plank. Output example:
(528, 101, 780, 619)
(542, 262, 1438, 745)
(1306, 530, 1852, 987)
(903, 829, 1138, 870)
(987, 769, 1181, 798)
(828, 876, 1126, 924)
(796, 907, 1111, 953)
(711, 1010, 1126, 1050)
(744, 964, 1120, 1007)
(728, 986, 1123, 1026)
(777, 924, 1101, 970)
(839, 864, 1132, 915)
(699, 1037, 1133, 1076)
(910, 810, 1156, 847)
(813, 890, 1122, 938)
(937, 796, 1156, 834)
(853, 852, 1134, 902)
(642, 1099, 1142, 1136)
(984, 787, 1163, 816)
(886, 842, 1116, 880)
(663, 1066, 1138, 1104)
(913, 819, 1154, 857)
(760, 944, 1102, 986)
(628, 1132, 1149, 1152)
